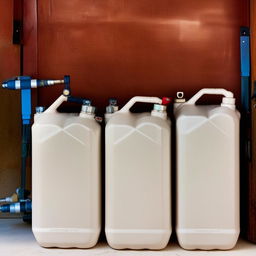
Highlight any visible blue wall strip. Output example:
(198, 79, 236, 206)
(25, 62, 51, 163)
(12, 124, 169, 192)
(240, 27, 250, 112)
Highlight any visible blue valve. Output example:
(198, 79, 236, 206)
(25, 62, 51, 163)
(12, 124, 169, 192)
(2, 76, 69, 90)
(2, 75, 70, 124)
(1, 75, 70, 203)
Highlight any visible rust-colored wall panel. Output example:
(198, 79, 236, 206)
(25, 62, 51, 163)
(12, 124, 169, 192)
(37, 0, 248, 110)
(0, 0, 21, 200)
(23, 0, 37, 77)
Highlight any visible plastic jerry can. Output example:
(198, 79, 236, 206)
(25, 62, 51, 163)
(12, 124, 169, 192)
(175, 89, 240, 250)
(105, 96, 172, 250)
(32, 95, 101, 248)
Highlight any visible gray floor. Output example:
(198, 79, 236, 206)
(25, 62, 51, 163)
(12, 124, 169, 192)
(0, 219, 256, 256)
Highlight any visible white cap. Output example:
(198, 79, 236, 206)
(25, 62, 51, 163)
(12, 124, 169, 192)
(81, 105, 96, 115)
(221, 97, 236, 110)
(106, 105, 119, 114)
(151, 104, 167, 119)
(153, 104, 167, 112)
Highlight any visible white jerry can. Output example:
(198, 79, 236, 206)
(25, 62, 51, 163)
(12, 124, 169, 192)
(105, 96, 172, 250)
(175, 89, 240, 250)
(32, 95, 101, 248)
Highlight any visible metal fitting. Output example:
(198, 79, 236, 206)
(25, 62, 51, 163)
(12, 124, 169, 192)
(35, 106, 45, 113)
(109, 98, 117, 106)
(81, 105, 96, 115)
(106, 98, 118, 114)
(177, 92, 184, 99)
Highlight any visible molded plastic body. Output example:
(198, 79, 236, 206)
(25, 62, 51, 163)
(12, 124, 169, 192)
(105, 97, 171, 250)
(32, 97, 101, 248)
(175, 90, 240, 250)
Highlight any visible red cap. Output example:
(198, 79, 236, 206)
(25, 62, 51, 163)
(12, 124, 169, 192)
(161, 97, 171, 105)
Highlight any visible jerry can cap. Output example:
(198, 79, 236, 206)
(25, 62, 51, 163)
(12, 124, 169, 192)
(162, 97, 171, 105)
(106, 105, 119, 114)
(108, 98, 118, 106)
(153, 104, 167, 112)
(35, 106, 45, 113)
(81, 104, 96, 115)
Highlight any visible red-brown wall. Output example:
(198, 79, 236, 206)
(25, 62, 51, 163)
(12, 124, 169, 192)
(33, 0, 249, 110)
(0, 0, 21, 200)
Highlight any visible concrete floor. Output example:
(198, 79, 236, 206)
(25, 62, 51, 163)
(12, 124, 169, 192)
(0, 219, 256, 256)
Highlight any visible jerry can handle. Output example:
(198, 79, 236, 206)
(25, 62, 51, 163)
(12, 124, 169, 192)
(44, 95, 68, 113)
(119, 96, 162, 113)
(185, 88, 234, 105)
